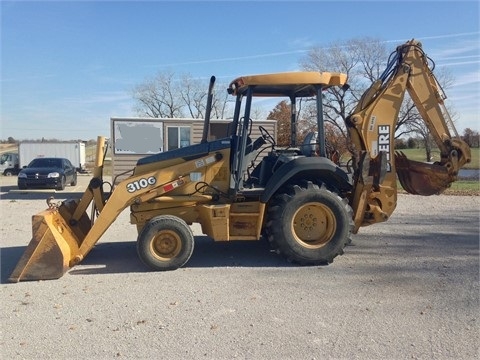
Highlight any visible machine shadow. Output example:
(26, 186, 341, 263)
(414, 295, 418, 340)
(70, 236, 292, 277)
(1, 236, 292, 283)
(1, 246, 26, 283)
(0, 188, 86, 201)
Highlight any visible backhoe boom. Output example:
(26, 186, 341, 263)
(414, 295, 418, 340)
(347, 40, 471, 232)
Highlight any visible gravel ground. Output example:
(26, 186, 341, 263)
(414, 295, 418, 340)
(1, 175, 479, 360)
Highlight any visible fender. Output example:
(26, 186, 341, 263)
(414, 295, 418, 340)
(260, 157, 352, 203)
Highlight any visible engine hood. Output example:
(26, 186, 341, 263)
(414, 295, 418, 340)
(20, 167, 63, 175)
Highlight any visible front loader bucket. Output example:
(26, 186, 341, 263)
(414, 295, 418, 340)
(395, 151, 453, 196)
(9, 136, 108, 282)
(8, 200, 91, 282)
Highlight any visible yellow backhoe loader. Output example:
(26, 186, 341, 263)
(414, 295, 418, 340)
(9, 39, 471, 282)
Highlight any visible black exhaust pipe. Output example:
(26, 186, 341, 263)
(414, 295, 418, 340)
(201, 76, 216, 143)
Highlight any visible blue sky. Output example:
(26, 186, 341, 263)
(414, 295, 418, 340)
(1, 0, 479, 141)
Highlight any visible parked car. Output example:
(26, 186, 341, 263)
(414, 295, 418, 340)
(17, 157, 77, 191)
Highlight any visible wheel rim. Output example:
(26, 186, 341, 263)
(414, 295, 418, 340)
(291, 202, 336, 248)
(150, 230, 182, 260)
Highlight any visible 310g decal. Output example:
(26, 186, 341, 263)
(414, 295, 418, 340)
(126, 176, 157, 193)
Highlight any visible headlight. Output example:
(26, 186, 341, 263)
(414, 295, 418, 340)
(18, 173, 27, 178)
(47, 172, 60, 178)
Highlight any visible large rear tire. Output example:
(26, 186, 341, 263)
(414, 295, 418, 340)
(137, 215, 194, 271)
(266, 181, 353, 265)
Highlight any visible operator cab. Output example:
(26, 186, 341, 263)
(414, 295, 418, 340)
(225, 72, 350, 196)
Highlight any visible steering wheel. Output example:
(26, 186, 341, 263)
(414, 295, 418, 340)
(259, 126, 276, 145)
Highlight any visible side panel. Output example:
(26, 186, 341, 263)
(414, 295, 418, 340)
(197, 202, 265, 241)
(130, 145, 232, 230)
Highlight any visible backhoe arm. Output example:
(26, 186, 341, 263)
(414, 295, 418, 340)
(347, 40, 471, 232)
(401, 41, 471, 188)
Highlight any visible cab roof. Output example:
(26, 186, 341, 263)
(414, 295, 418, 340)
(228, 71, 348, 98)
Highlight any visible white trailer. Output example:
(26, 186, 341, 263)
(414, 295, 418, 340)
(19, 142, 86, 171)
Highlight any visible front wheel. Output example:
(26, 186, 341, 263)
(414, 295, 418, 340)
(137, 215, 194, 271)
(266, 181, 353, 265)
(57, 176, 66, 191)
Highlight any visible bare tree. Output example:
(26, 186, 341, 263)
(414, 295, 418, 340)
(211, 85, 232, 119)
(463, 128, 480, 148)
(300, 37, 388, 149)
(267, 100, 291, 146)
(300, 37, 459, 158)
(180, 73, 208, 118)
(133, 71, 232, 119)
(132, 70, 185, 118)
(409, 120, 436, 161)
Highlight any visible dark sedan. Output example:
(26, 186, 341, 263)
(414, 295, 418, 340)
(17, 157, 77, 191)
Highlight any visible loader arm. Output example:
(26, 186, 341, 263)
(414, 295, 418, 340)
(9, 139, 224, 282)
(347, 40, 471, 232)
(73, 151, 224, 264)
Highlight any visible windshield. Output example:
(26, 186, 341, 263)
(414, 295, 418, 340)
(28, 158, 63, 168)
(0, 154, 8, 164)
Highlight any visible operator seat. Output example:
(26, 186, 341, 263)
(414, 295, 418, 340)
(301, 132, 317, 157)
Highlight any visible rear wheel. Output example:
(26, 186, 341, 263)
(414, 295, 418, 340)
(70, 173, 77, 186)
(137, 215, 194, 271)
(266, 181, 353, 265)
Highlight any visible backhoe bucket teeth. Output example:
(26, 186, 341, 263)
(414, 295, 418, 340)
(395, 151, 452, 196)
(8, 200, 91, 282)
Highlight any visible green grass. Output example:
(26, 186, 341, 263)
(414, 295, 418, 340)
(395, 148, 479, 194)
(397, 147, 479, 169)
(395, 179, 479, 195)
(447, 180, 480, 192)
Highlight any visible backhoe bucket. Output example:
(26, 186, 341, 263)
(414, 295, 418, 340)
(395, 151, 452, 196)
(8, 200, 92, 282)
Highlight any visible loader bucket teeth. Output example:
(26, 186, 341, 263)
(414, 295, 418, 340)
(8, 205, 88, 282)
(395, 151, 452, 196)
